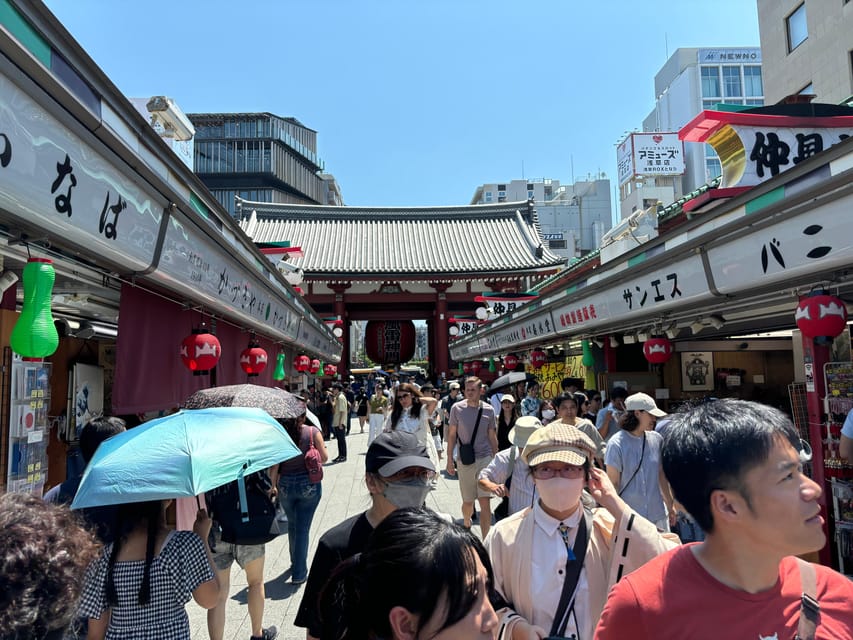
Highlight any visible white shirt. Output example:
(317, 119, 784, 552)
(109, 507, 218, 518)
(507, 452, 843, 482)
(391, 406, 421, 434)
(530, 501, 591, 640)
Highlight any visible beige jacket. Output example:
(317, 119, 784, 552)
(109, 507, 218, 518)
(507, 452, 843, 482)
(485, 504, 680, 637)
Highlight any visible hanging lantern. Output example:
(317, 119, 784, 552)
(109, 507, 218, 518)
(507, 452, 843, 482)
(488, 357, 496, 372)
(529, 350, 547, 369)
(643, 337, 674, 364)
(795, 292, 848, 342)
(333, 325, 344, 338)
(273, 353, 286, 381)
(295, 354, 311, 372)
(10, 258, 59, 359)
(581, 340, 595, 368)
(462, 362, 472, 375)
(457, 362, 463, 375)
(309, 358, 321, 374)
(449, 325, 460, 337)
(324, 363, 337, 376)
(470, 360, 482, 375)
(239, 344, 268, 377)
(180, 325, 221, 374)
(364, 320, 416, 364)
(503, 354, 519, 370)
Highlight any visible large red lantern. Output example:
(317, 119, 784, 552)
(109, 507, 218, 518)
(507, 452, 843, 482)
(324, 363, 337, 376)
(643, 337, 674, 364)
(503, 354, 518, 370)
(529, 350, 547, 369)
(470, 360, 482, 375)
(180, 327, 221, 374)
(364, 320, 416, 364)
(309, 358, 321, 374)
(795, 293, 848, 341)
(295, 354, 311, 372)
(462, 362, 472, 375)
(239, 344, 268, 376)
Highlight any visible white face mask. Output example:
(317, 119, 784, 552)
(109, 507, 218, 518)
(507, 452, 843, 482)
(541, 409, 556, 420)
(536, 476, 584, 512)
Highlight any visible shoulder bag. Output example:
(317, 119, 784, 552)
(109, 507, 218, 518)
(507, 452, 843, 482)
(304, 426, 324, 484)
(458, 406, 484, 466)
(617, 432, 646, 497)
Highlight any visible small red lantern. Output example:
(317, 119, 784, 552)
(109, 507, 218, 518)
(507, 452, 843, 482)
(795, 292, 848, 341)
(643, 337, 673, 364)
(324, 363, 337, 376)
(180, 326, 221, 374)
(309, 358, 321, 374)
(470, 360, 482, 374)
(239, 344, 268, 376)
(462, 362, 472, 375)
(529, 350, 547, 369)
(503, 354, 519, 370)
(295, 354, 311, 372)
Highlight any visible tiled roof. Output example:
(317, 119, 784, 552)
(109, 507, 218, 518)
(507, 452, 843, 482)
(238, 200, 565, 277)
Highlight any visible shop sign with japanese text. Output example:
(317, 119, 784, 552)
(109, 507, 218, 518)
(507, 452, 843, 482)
(707, 194, 853, 295)
(156, 211, 302, 344)
(0, 72, 162, 271)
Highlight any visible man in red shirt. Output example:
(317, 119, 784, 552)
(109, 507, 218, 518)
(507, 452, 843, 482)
(595, 399, 853, 639)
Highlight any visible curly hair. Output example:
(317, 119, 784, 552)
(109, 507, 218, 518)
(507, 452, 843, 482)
(0, 492, 101, 640)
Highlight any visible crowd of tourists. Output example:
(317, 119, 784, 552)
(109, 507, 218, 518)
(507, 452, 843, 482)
(3, 377, 853, 640)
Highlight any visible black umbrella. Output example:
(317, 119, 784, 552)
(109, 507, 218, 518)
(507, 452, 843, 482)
(488, 371, 537, 395)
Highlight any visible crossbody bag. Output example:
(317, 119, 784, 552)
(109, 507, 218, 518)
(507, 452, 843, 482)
(458, 406, 484, 466)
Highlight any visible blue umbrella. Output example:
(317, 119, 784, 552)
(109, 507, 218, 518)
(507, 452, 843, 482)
(72, 407, 299, 509)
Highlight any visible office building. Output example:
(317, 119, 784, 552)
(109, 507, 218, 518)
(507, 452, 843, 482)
(620, 47, 764, 218)
(471, 177, 612, 260)
(757, 0, 853, 105)
(188, 112, 334, 217)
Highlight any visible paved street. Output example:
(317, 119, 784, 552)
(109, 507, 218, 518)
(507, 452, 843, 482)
(187, 418, 475, 640)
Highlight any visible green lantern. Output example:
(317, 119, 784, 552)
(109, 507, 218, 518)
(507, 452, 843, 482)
(273, 352, 286, 381)
(581, 340, 595, 368)
(11, 258, 59, 358)
(457, 362, 463, 376)
(488, 357, 496, 372)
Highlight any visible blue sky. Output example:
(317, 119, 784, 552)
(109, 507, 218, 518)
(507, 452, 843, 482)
(44, 1, 760, 209)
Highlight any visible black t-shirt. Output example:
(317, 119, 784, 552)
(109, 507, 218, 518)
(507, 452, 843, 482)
(294, 511, 374, 638)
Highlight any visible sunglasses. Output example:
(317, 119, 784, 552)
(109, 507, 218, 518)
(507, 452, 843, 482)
(398, 392, 412, 399)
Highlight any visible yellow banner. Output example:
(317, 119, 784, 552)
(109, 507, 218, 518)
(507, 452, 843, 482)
(526, 356, 586, 400)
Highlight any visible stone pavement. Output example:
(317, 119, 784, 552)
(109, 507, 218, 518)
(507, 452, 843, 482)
(187, 418, 479, 640)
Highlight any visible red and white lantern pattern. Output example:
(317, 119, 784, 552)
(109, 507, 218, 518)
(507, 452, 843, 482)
(529, 350, 547, 369)
(180, 331, 221, 373)
(309, 358, 321, 374)
(795, 293, 848, 340)
(642, 337, 673, 364)
(295, 354, 311, 372)
(239, 345, 268, 376)
(503, 354, 519, 370)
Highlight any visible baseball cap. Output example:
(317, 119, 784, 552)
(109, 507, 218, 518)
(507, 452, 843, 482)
(365, 431, 435, 477)
(500, 394, 516, 404)
(625, 392, 667, 417)
(521, 422, 596, 467)
(449, 382, 460, 390)
(508, 415, 542, 448)
(332, 382, 343, 390)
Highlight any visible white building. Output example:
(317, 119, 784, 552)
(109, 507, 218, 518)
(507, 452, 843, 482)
(757, 0, 853, 105)
(619, 47, 764, 219)
(470, 178, 612, 260)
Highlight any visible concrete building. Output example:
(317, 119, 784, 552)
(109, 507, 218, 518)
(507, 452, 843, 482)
(470, 178, 612, 260)
(188, 112, 340, 217)
(619, 47, 764, 219)
(757, 0, 853, 105)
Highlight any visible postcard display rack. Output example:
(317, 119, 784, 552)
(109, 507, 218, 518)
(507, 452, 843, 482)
(6, 359, 51, 495)
(825, 362, 853, 576)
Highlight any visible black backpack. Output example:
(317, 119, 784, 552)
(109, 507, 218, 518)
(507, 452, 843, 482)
(206, 471, 280, 545)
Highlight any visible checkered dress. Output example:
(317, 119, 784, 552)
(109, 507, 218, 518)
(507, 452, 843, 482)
(79, 530, 214, 639)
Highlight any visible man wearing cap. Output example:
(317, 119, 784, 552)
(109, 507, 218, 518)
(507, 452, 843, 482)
(596, 399, 853, 639)
(294, 431, 436, 640)
(605, 392, 675, 531)
(485, 423, 678, 640)
(447, 376, 499, 536)
(478, 415, 540, 517)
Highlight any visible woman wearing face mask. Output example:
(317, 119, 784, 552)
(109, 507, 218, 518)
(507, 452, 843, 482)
(295, 431, 437, 640)
(484, 423, 679, 640)
(537, 399, 556, 425)
(320, 507, 499, 640)
(385, 382, 440, 471)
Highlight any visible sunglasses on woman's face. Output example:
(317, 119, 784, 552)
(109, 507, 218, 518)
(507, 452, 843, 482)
(398, 392, 412, 399)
